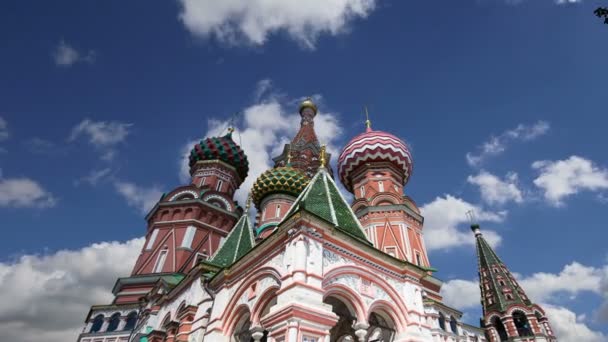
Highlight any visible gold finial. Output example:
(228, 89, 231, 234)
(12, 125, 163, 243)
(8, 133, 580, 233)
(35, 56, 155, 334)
(299, 97, 318, 115)
(364, 106, 372, 131)
(227, 126, 235, 134)
(245, 194, 252, 211)
(319, 144, 327, 169)
(287, 145, 292, 165)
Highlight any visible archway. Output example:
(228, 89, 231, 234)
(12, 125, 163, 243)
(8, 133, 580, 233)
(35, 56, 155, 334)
(491, 316, 508, 341)
(513, 311, 533, 337)
(535, 312, 548, 335)
(90, 314, 104, 333)
(324, 296, 357, 342)
(367, 312, 395, 342)
(438, 312, 446, 331)
(107, 312, 121, 332)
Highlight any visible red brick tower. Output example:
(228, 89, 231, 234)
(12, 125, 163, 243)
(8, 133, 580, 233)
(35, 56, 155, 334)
(337, 116, 430, 267)
(471, 224, 557, 341)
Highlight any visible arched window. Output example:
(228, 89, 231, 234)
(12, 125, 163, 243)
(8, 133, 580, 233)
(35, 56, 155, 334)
(491, 316, 508, 341)
(232, 312, 253, 342)
(90, 314, 104, 333)
(123, 311, 137, 331)
(107, 312, 121, 332)
(535, 312, 548, 335)
(513, 311, 533, 337)
(367, 312, 395, 341)
(450, 316, 458, 334)
(438, 312, 446, 331)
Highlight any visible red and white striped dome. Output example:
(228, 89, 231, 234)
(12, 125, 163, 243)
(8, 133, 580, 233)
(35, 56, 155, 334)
(338, 128, 413, 192)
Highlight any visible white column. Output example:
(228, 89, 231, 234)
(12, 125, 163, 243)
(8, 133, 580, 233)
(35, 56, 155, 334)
(293, 237, 307, 282)
(287, 320, 299, 342)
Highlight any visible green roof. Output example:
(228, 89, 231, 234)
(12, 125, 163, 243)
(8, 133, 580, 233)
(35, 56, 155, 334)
(282, 168, 369, 242)
(474, 226, 532, 314)
(209, 212, 255, 267)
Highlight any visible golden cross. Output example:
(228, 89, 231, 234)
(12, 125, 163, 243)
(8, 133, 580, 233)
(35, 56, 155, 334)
(319, 144, 327, 168)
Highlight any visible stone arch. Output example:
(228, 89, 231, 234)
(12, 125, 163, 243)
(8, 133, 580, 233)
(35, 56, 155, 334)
(370, 193, 401, 206)
(513, 310, 533, 337)
(184, 208, 195, 219)
(225, 304, 252, 338)
(222, 268, 282, 332)
(323, 284, 367, 322)
(505, 305, 532, 316)
(123, 311, 137, 331)
(172, 209, 182, 220)
(487, 315, 508, 342)
(107, 312, 121, 332)
(159, 311, 172, 329)
(367, 299, 404, 332)
(323, 265, 409, 328)
(251, 284, 280, 325)
(90, 314, 104, 333)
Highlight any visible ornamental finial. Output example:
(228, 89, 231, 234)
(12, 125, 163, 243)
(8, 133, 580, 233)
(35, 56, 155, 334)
(466, 210, 482, 236)
(287, 145, 292, 166)
(364, 106, 372, 132)
(319, 144, 327, 169)
(245, 194, 252, 212)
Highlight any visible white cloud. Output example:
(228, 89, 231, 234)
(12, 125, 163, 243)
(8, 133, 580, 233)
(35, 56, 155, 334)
(0, 116, 8, 141)
(52, 40, 96, 67)
(466, 121, 549, 167)
(467, 170, 523, 205)
(69, 119, 132, 161)
(532, 156, 608, 206)
(420, 195, 504, 251)
(113, 181, 164, 214)
(75, 168, 112, 186)
(179, 81, 342, 206)
(441, 262, 608, 341)
(0, 177, 56, 208)
(0, 238, 144, 342)
(177, 0, 377, 49)
(543, 304, 606, 342)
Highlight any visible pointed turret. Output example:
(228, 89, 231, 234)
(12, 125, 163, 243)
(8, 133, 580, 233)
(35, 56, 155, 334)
(210, 198, 255, 268)
(282, 146, 369, 242)
(471, 224, 556, 342)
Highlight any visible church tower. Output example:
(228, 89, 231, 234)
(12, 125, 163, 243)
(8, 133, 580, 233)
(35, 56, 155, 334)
(471, 224, 556, 341)
(115, 128, 249, 304)
(337, 114, 430, 267)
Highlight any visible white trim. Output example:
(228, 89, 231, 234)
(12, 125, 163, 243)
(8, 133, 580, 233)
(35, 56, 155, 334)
(276, 204, 281, 218)
(145, 230, 159, 250)
(378, 181, 384, 192)
(198, 177, 206, 187)
(216, 179, 224, 192)
(181, 226, 196, 248)
(153, 250, 168, 273)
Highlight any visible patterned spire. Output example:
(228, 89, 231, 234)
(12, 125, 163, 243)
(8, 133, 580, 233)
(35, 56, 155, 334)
(281, 166, 370, 242)
(210, 211, 255, 268)
(473, 224, 532, 315)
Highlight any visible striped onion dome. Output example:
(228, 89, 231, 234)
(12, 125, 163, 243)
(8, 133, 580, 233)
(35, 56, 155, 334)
(188, 131, 249, 183)
(251, 165, 309, 208)
(338, 128, 413, 192)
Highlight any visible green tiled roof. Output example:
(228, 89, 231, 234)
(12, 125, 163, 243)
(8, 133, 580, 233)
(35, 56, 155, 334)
(282, 168, 369, 242)
(473, 225, 532, 314)
(209, 212, 255, 268)
(251, 165, 310, 208)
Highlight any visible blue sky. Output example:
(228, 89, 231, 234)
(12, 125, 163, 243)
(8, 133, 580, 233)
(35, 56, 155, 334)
(1, 1, 607, 341)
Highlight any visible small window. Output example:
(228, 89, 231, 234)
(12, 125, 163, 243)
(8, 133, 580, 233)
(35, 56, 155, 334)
(216, 180, 223, 192)
(415, 252, 422, 266)
(123, 311, 137, 331)
(181, 226, 196, 249)
(438, 312, 446, 331)
(90, 314, 104, 333)
(107, 313, 121, 332)
(494, 268, 499, 273)
(499, 280, 506, 287)
(450, 316, 458, 334)
(153, 250, 168, 273)
(198, 177, 206, 187)
(506, 294, 513, 300)
(145, 230, 159, 250)
(276, 204, 281, 218)
(378, 181, 384, 192)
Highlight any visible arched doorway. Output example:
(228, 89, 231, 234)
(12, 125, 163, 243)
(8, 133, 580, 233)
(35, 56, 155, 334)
(491, 316, 508, 341)
(232, 311, 269, 342)
(367, 312, 395, 342)
(324, 296, 357, 342)
(513, 311, 533, 337)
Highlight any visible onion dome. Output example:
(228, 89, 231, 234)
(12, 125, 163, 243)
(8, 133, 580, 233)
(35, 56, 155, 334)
(338, 128, 413, 192)
(299, 98, 318, 115)
(251, 165, 309, 208)
(188, 130, 249, 182)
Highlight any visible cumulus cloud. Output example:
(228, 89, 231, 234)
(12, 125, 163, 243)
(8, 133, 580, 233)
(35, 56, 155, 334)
(467, 170, 523, 206)
(0, 238, 144, 342)
(113, 181, 164, 214)
(419, 194, 504, 251)
(441, 262, 608, 341)
(532, 156, 608, 206)
(0, 176, 56, 208)
(52, 40, 96, 67)
(177, 0, 377, 49)
(466, 121, 549, 167)
(69, 119, 132, 161)
(179, 81, 342, 206)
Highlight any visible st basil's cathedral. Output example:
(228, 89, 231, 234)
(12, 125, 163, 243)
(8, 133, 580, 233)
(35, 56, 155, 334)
(77, 99, 557, 342)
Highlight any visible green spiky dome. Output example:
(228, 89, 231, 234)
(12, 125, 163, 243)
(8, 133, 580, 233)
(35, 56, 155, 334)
(188, 131, 249, 182)
(252, 166, 309, 208)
